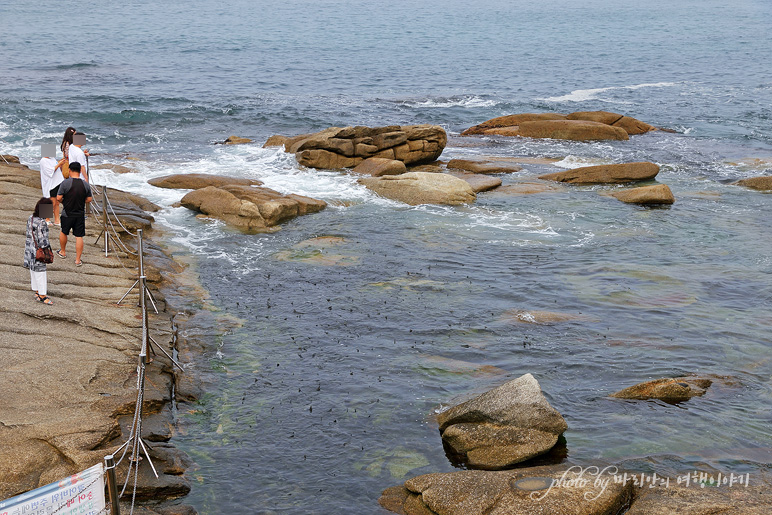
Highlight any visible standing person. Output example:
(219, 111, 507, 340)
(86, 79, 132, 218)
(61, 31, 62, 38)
(56, 162, 93, 267)
(68, 132, 89, 183)
(40, 144, 64, 225)
(23, 198, 54, 305)
(56, 127, 76, 180)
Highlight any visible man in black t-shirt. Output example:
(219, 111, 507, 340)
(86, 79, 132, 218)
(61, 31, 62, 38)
(56, 162, 93, 266)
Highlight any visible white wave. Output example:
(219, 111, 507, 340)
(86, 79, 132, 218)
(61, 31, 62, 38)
(552, 155, 613, 169)
(400, 95, 497, 108)
(542, 82, 678, 103)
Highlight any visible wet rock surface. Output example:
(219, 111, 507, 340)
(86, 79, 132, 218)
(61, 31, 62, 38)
(733, 176, 772, 190)
(359, 172, 476, 206)
(611, 376, 712, 402)
(462, 111, 657, 140)
(148, 173, 263, 190)
(609, 184, 675, 205)
(380, 464, 634, 515)
(437, 374, 568, 469)
(539, 162, 660, 184)
(268, 124, 447, 169)
(180, 185, 326, 230)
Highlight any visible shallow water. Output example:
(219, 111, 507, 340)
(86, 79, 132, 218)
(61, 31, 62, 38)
(2, 0, 772, 513)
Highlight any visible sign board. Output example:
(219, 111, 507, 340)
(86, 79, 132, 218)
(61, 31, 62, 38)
(0, 463, 105, 515)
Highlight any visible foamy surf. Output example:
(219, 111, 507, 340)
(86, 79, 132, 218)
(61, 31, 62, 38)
(542, 82, 678, 103)
(397, 95, 498, 109)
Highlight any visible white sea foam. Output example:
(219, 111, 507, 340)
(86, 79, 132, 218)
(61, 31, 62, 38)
(400, 95, 497, 109)
(552, 155, 613, 169)
(542, 82, 678, 103)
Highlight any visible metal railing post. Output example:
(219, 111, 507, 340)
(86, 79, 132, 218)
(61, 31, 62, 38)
(104, 455, 120, 515)
(103, 186, 110, 257)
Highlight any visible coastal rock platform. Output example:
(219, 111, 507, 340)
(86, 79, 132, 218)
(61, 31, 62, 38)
(0, 160, 193, 513)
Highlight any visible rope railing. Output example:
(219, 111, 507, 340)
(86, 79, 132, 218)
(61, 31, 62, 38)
(87, 177, 185, 515)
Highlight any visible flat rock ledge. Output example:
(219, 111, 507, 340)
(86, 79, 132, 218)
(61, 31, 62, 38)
(462, 111, 657, 140)
(264, 124, 447, 169)
(359, 172, 476, 206)
(149, 173, 325, 230)
(379, 464, 634, 515)
(610, 184, 675, 205)
(539, 162, 660, 184)
(733, 176, 772, 191)
(0, 159, 192, 513)
(610, 376, 712, 403)
(436, 374, 567, 469)
(447, 159, 523, 175)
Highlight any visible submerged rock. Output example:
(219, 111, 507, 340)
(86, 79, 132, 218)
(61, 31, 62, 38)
(447, 159, 523, 175)
(269, 124, 447, 169)
(733, 176, 772, 191)
(437, 374, 567, 469)
(502, 310, 596, 324)
(353, 157, 407, 176)
(220, 135, 253, 145)
(539, 162, 659, 184)
(359, 172, 476, 206)
(380, 464, 634, 515)
(488, 182, 564, 196)
(149, 173, 263, 190)
(610, 376, 712, 403)
(610, 184, 675, 205)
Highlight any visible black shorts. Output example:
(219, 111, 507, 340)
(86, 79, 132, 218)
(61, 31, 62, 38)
(49, 184, 60, 197)
(60, 216, 86, 237)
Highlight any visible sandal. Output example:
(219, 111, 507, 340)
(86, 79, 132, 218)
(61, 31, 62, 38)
(56, 250, 66, 259)
(36, 294, 53, 305)
(75, 261, 83, 267)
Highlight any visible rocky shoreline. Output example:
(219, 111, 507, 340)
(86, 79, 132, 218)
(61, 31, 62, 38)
(0, 159, 197, 514)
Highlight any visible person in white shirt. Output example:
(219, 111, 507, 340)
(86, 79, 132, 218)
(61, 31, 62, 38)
(69, 132, 90, 182)
(39, 144, 63, 225)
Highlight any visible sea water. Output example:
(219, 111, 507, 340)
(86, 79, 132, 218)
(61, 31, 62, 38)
(2, 0, 772, 513)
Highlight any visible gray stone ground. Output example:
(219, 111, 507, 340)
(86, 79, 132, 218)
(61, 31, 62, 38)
(0, 161, 192, 512)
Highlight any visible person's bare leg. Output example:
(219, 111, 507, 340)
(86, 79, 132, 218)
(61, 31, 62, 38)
(75, 236, 84, 263)
(51, 197, 60, 224)
(59, 231, 67, 256)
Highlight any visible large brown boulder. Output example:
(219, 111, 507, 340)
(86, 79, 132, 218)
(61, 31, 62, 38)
(507, 120, 629, 141)
(269, 125, 447, 169)
(180, 185, 325, 230)
(461, 113, 567, 136)
(436, 374, 567, 469)
(359, 172, 475, 206)
(733, 176, 772, 190)
(610, 184, 675, 205)
(539, 162, 659, 184)
(462, 111, 657, 139)
(566, 111, 656, 135)
(149, 173, 263, 190)
(611, 376, 712, 403)
(380, 464, 634, 515)
(353, 157, 407, 177)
